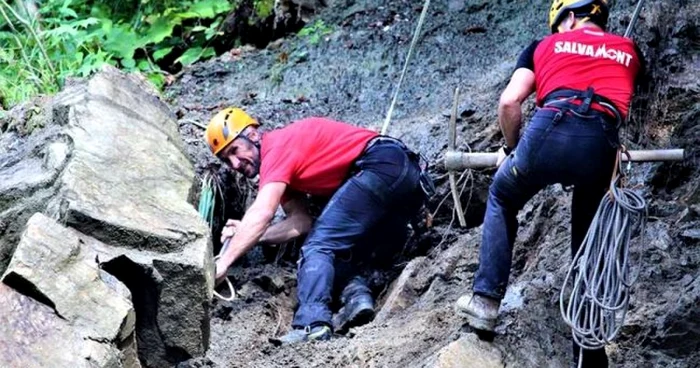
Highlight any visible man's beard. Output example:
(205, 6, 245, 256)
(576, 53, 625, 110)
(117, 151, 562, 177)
(243, 164, 259, 178)
(240, 156, 260, 178)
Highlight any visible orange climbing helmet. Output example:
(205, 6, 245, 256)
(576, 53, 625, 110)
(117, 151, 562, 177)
(549, 0, 609, 33)
(205, 107, 259, 155)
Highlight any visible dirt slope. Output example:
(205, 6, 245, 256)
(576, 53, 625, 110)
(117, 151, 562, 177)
(167, 0, 700, 367)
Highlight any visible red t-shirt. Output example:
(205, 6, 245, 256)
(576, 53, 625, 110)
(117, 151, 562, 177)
(258, 117, 378, 199)
(519, 28, 642, 118)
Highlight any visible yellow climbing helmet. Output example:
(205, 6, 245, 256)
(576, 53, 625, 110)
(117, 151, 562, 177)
(205, 107, 259, 155)
(549, 0, 609, 33)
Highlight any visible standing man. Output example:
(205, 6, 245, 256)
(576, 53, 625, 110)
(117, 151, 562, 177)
(205, 108, 431, 344)
(455, 0, 643, 366)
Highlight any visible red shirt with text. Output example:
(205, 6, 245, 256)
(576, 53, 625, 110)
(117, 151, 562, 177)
(520, 28, 642, 118)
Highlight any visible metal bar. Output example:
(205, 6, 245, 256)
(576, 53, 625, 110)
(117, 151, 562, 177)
(445, 149, 685, 170)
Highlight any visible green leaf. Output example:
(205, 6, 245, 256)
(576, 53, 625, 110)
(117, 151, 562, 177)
(201, 47, 216, 59)
(137, 59, 151, 71)
(43, 24, 79, 38)
(152, 47, 173, 61)
(70, 18, 101, 29)
(101, 18, 113, 34)
(175, 11, 202, 20)
(141, 16, 180, 45)
(59, 7, 79, 19)
(121, 58, 136, 69)
(146, 72, 166, 90)
(254, 0, 274, 19)
(186, 0, 232, 19)
(103, 25, 140, 59)
(174, 47, 203, 65)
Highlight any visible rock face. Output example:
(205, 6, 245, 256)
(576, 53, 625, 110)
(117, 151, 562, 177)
(0, 213, 138, 368)
(0, 66, 214, 367)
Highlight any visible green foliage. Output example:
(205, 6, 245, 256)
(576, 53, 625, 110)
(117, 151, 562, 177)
(253, 0, 274, 21)
(297, 19, 332, 45)
(198, 171, 224, 236)
(198, 172, 216, 226)
(0, 0, 237, 109)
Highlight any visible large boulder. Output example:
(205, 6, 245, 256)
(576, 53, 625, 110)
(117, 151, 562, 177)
(0, 213, 138, 368)
(0, 66, 214, 367)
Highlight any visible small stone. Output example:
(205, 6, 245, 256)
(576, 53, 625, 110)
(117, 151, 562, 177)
(681, 275, 694, 287)
(681, 228, 700, 240)
(647, 222, 672, 250)
(429, 333, 505, 368)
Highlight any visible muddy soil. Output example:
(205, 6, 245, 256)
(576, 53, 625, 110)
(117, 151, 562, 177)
(166, 0, 700, 367)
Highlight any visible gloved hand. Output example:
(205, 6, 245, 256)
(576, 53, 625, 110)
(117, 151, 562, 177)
(496, 146, 508, 168)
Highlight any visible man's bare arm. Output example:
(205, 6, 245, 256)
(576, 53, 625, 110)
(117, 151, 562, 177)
(217, 182, 286, 269)
(498, 68, 536, 148)
(259, 196, 313, 244)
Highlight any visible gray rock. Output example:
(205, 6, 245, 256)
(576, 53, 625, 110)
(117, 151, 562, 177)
(2, 214, 136, 344)
(0, 283, 123, 368)
(647, 221, 672, 250)
(424, 334, 505, 368)
(0, 124, 68, 272)
(0, 66, 214, 367)
(375, 257, 427, 322)
(0, 214, 138, 368)
(681, 228, 700, 240)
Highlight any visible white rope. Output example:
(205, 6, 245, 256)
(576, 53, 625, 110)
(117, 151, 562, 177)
(213, 239, 237, 302)
(559, 152, 647, 367)
(380, 0, 431, 135)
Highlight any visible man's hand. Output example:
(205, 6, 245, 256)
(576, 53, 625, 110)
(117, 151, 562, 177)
(214, 182, 286, 281)
(496, 146, 508, 168)
(220, 219, 241, 244)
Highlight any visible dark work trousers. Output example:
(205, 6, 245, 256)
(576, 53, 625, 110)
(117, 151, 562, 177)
(292, 139, 423, 330)
(472, 103, 619, 368)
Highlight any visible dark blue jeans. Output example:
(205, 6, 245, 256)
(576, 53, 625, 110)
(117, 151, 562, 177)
(473, 104, 618, 367)
(292, 139, 423, 329)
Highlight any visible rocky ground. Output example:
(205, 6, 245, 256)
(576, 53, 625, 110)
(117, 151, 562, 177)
(165, 0, 699, 367)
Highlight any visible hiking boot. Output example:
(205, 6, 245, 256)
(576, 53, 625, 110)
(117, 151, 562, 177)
(455, 293, 500, 331)
(269, 325, 332, 346)
(333, 293, 375, 334)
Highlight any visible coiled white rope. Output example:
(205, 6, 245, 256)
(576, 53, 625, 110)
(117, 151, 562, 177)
(560, 151, 647, 367)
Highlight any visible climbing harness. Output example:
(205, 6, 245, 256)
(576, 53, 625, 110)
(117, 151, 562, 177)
(380, 0, 431, 135)
(543, 87, 623, 129)
(213, 239, 237, 302)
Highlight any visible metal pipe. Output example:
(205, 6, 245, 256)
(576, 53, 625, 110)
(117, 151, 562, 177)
(445, 149, 685, 170)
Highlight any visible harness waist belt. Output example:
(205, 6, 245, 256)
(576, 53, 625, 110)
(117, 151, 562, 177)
(542, 87, 622, 125)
